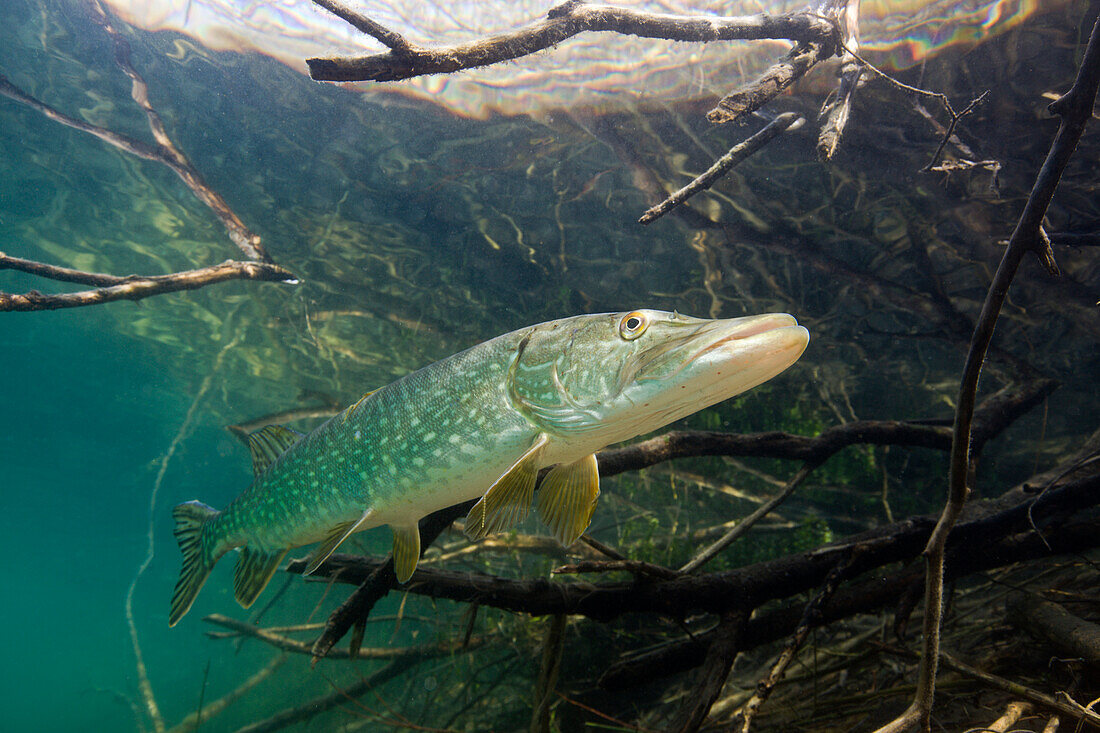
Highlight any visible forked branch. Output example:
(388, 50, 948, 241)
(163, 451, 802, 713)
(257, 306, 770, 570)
(306, 2, 838, 83)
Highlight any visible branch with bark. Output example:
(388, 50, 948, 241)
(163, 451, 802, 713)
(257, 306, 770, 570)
(0, 254, 296, 311)
(305, 2, 839, 83)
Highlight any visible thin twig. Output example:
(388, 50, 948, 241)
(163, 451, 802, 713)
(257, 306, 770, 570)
(639, 113, 803, 224)
(166, 655, 286, 733)
(679, 460, 818, 574)
(737, 551, 859, 732)
(308, 0, 413, 52)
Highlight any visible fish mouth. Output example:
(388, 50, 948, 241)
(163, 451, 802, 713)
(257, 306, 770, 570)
(695, 313, 806, 361)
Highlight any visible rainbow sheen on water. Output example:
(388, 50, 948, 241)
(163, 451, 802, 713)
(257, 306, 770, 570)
(102, 0, 1063, 117)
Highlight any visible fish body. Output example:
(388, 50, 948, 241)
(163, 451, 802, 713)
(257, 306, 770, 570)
(170, 309, 809, 626)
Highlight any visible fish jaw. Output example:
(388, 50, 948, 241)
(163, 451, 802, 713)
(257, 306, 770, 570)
(614, 314, 807, 441)
(518, 311, 809, 451)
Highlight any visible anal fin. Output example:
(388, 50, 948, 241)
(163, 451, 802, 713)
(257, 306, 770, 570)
(234, 546, 289, 609)
(536, 453, 600, 546)
(391, 524, 421, 583)
(303, 510, 375, 575)
(464, 433, 548, 541)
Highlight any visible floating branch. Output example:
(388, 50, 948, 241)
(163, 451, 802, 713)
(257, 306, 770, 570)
(306, 2, 837, 83)
(0, 255, 297, 312)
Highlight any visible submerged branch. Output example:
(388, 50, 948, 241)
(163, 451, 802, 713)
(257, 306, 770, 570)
(875, 10, 1100, 733)
(600, 513, 1100, 690)
(232, 657, 423, 733)
(639, 113, 803, 225)
(0, 72, 268, 263)
(597, 377, 1056, 476)
(204, 614, 482, 660)
(290, 464, 1100, 623)
(0, 256, 298, 312)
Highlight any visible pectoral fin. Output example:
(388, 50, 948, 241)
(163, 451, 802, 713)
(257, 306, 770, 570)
(464, 433, 548, 540)
(391, 524, 421, 583)
(536, 453, 600, 546)
(303, 509, 376, 575)
(234, 546, 289, 609)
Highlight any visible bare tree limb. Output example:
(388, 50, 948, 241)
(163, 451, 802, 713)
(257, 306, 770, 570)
(599, 513, 1100, 691)
(306, 3, 837, 83)
(0, 256, 297, 312)
(290, 465, 1100, 623)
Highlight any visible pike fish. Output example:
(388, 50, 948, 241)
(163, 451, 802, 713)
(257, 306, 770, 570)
(169, 309, 809, 626)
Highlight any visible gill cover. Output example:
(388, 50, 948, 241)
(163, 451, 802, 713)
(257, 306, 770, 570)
(506, 315, 635, 435)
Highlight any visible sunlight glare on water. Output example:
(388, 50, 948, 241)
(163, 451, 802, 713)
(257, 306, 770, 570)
(102, 0, 1061, 117)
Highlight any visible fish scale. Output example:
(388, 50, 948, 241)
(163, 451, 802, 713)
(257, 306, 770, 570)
(168, 309, 808, 626)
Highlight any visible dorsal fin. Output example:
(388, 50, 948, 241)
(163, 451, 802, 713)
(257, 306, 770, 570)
(247, 425, 304, 476)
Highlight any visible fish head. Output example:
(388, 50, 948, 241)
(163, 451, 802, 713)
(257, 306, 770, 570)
(508, 309, 809, 443)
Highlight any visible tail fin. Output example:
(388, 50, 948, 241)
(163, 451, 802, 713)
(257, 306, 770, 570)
(169, 500, 220, 627)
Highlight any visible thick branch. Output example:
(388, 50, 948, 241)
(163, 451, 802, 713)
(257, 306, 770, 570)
(307, 4, 834, 82)
(0, 256, 297, 311)
(290, 466, 1100, 623)
(597, 377, 1056, 476)
(1006, 592, 1100, 669)
(600, 515, 1100, 690)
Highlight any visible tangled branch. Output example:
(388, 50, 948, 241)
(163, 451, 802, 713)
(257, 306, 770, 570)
(0, 1, 298, 312)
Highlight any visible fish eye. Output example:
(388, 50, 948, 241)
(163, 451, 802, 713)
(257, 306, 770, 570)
(618, 311, 648, 340)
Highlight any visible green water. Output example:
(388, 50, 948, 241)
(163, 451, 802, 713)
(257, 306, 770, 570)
(3, 0, 1099, 730)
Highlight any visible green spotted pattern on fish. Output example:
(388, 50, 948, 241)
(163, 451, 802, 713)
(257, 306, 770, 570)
(169, 309, 809, 626)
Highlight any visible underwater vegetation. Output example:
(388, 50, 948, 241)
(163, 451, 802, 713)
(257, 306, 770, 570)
(2, 1, 1100, 732)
